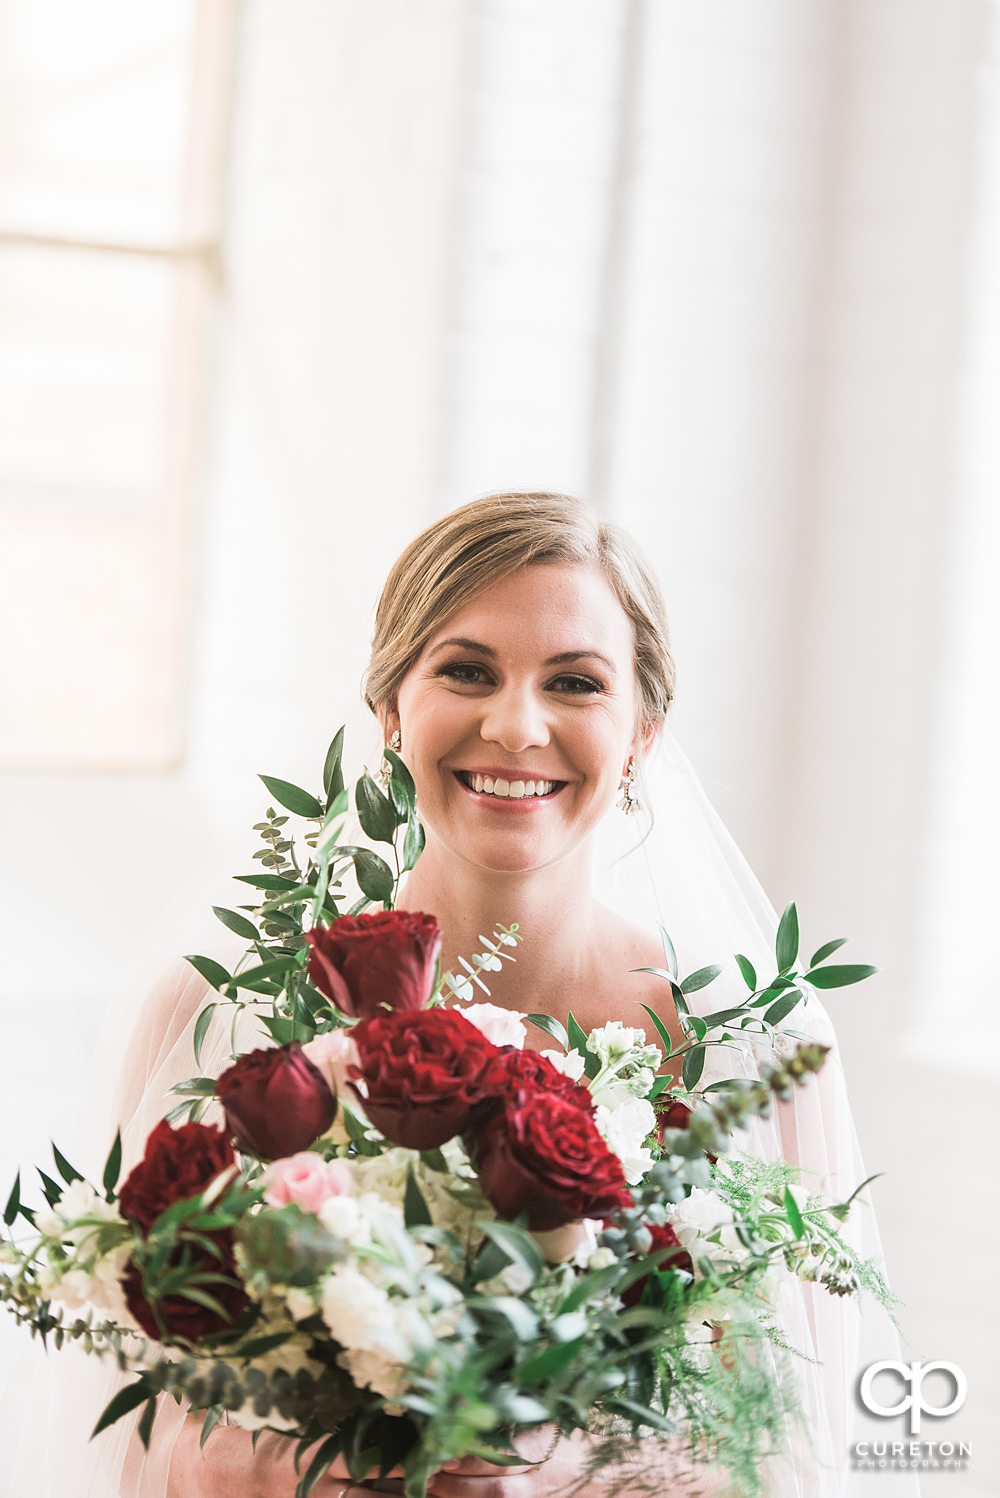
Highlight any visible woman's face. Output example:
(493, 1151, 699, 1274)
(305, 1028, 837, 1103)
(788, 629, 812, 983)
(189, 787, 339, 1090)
(389, 563, 646, 876)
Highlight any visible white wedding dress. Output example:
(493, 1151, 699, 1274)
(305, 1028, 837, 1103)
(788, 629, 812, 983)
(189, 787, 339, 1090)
(2, 730, 916, 1497)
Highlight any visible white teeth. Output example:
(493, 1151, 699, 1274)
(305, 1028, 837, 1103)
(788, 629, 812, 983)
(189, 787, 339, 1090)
(462, 773, 557, 798)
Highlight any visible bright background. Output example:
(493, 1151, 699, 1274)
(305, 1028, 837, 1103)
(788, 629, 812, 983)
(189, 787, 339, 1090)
(1, 2, 997, 1490)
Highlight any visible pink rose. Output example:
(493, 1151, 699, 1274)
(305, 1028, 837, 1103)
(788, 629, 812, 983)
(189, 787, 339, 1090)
(302, 1030, 360, 1096)
(261, 1153, 354, 1215)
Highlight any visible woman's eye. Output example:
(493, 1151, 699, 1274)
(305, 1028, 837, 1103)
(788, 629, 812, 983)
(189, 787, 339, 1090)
(437, 662, 491, 685)
(549, 674, 603, 695)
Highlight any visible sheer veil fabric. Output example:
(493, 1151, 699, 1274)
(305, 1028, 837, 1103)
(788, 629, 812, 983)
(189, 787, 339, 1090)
(6, 728, 916, 1496)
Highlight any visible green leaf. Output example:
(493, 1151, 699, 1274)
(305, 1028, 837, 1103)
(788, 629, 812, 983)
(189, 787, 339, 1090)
(184, 954, 232, 992)
(298, 1435, 342, 1498)
(686, 1015, 707, 1044)
(212, 906, 259, 942)
(605, 1397, 676, 1435)
(103, 1130, 123, 1200)
(234, 873, 298, 892)
(657, 925, 678, 977)
(193, 1004, 218, 1069)
(783, 1186, 805, 1240)
(638, 1003, 674, 1056)
(200, 1406, 224, 1449)
(402, 814, 425, 872)
(526, 1013, 568, 1050)
(809, 936, 849, 967)
(92, 1378, 155, 1438)
(137, 1396, 157, 1450)
(37, 1169, 62, 1207)
(681, 1045, 706, 1090)
(52, 1142, 83, 1187)
(566, 1012, 590, 1057)
(515, 1336, 586, 1386)
(355, 772, 397, 844)
(763, 990, 803, 1027)
(477, 1220, 545, 1282)
(734, 953, 757, 990)
(259, 775, 323, 819)
(352, 849, 394, 903)
(225, 954, 301, 992)
(776, 901, 799, 974)
(384, 747, 415, 800)
(404, 1166, 432, 1228)
(322, 727, 346, 802)
(680, 963, 723, 994)
(3, 1172, 19, 1227)
(805, 963, 879, 989)
(648, 1075, 674, 1099)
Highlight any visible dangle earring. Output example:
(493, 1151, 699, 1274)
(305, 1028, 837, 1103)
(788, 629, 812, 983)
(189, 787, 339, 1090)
(377, 729, 402, 788)
(617, 755, 640, 816)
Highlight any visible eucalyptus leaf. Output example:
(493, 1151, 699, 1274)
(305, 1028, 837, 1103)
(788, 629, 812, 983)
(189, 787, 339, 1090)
(259, 775, 323, 819)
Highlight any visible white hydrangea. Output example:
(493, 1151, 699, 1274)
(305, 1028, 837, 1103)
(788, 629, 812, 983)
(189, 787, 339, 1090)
(320, 1265, 399, 1352)
(593, 1093, 656, 1185)
(540, 1049, 586, 1082)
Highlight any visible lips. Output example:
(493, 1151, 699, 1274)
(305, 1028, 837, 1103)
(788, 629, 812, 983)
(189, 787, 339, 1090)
(455, 770, 563, 801)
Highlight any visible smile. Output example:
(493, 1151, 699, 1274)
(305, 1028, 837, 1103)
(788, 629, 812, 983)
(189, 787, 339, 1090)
(456, 771, 563, 800)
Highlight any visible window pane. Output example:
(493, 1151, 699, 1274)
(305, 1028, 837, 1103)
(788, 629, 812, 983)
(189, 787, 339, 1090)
(0, 0, 197, 243)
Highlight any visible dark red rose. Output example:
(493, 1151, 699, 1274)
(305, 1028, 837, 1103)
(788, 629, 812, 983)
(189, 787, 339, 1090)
(655, 1097, 693, 1144)
(470, 1087, 632, 1232)
(123, 1234, 249, 1342)
(350, 1009, 501, 1151)
(119, 1119, 249, 1342)
(216, 1042, 336, 1160)
(621, 1222, 693, 1307)
(306, 911, 443, 1019)
(119, 1120, 237, 1233)
(486, 1047, 592, 1101)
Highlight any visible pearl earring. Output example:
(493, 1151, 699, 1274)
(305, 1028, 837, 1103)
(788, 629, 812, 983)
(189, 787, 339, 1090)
(617, 755, 640, 816)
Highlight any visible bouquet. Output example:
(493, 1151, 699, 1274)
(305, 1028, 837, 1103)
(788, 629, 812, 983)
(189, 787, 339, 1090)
(0, 733, 893, 1497)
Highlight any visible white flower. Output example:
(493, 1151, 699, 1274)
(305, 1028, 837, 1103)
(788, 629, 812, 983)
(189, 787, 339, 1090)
(478, 1262, 535, 1297)
(320, 1266, 397, 1351)
(593, 1095, 656, 1185)
(456, 1003, 527, 1049)
(587, 1247, 618, 1271)
(587, 1022, 647, 1063)
(317, 1193, 365, 1245)
(540, 1049, 586, 1082)
(338, 1344, 406, 1400)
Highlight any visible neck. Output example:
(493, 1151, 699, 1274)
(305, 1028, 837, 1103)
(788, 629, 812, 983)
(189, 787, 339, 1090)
(397, 832, 603, 1014)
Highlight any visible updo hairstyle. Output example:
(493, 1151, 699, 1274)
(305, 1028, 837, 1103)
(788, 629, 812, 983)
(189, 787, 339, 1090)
(363, 492, 675, 732)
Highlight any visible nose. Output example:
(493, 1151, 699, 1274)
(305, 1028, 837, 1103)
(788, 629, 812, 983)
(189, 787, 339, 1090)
(478, 681, 551, 754)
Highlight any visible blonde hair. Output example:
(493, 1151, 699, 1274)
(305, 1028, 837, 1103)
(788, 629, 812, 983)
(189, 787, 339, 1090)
(364, 492, 675, 728)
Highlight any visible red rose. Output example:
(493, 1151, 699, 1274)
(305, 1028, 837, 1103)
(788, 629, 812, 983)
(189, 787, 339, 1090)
(216, 1042, 336, 1160)
(123, 1236, 249, 1342)
(471, 1088, 632, 1232)
(350, 1009, 501, 1151)
(306, 911, 443, 1019)
(119, 1120, 237, 1233)
(621, 1222, 693, 1307)
(655, 1098, 693, 1142)
(119, 1119, 249, 1341)
(487, 1048, 591, 1100)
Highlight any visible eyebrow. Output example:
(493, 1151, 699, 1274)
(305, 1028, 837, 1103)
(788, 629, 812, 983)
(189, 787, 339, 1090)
(427, 637, 617, 671)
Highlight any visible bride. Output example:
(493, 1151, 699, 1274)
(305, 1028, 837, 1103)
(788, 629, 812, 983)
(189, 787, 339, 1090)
(71, 492, 887, 1495)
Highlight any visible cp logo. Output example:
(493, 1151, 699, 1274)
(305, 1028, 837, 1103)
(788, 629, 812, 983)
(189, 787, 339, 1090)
(859, 1361, 967, 1435)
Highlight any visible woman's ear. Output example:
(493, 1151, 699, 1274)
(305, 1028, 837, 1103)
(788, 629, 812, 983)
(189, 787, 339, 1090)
(382, 704, 401, 742)
(635, 719, 659, 762)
